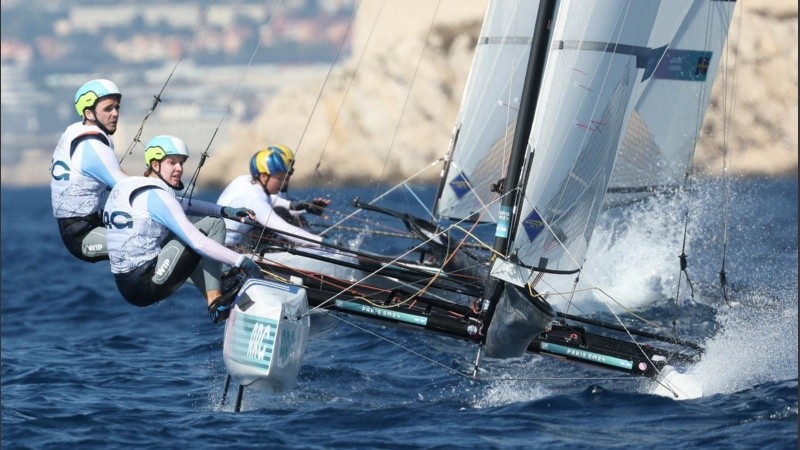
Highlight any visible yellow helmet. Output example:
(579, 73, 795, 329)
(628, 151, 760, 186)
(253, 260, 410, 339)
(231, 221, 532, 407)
(249, 145, 295, 178)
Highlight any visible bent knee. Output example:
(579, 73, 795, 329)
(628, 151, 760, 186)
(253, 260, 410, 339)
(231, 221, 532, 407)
(199, 217, 226, 243)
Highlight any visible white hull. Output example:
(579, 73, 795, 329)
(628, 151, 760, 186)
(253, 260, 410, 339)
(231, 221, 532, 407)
(223, 278, 310, 392)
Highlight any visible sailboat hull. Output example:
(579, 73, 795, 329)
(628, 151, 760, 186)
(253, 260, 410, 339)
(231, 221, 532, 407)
(223, 279, 310, 392)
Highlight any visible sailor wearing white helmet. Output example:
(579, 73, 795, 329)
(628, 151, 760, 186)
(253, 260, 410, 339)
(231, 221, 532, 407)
(104, 135, 262, 324)
(51, 78, 128, 262)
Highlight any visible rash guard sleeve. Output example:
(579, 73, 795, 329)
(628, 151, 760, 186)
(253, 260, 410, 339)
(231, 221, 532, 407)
(147, 189, 243, 267)
(248, 196, 322, 247)
(80, 139, 127, 188)
(178, 197, 224, 217)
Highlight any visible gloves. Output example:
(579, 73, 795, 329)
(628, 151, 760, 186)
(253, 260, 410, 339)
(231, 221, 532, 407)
(237, 257, 263, 279)
(221, 206, 254, 221)
(290, 198, 330, 216)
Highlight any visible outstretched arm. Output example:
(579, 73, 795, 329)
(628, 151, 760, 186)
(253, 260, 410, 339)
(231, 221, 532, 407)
(146, 189, 245, 266)
(179, 197, 255, 222)
(250, 197, 322, 247)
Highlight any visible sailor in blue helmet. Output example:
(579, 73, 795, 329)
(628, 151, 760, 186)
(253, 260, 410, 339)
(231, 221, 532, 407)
(51, 79, 128, 262)
(104, 135, 262, 323)
(216, 144, 330, 250)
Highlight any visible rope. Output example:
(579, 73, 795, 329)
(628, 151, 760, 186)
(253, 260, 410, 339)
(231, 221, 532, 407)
(372, 0, 444, 201)
(243, 2, 363, 251)
(120, 0, 218, 163)
(181, 1, 286, 205)
(718, 0, 744, 307)
(307, 0, 380, 179)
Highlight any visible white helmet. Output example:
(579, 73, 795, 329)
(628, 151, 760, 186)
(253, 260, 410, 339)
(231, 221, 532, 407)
(144, 135, 190, 167)
(74, 79, 122, 118)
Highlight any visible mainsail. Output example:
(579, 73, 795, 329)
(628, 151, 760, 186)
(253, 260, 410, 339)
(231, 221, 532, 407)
(433, 0, 735, 286)
(441, 0, 737, 357)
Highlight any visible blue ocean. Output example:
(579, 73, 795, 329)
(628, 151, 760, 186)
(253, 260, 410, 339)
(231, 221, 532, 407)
(2, 178, 797, 449)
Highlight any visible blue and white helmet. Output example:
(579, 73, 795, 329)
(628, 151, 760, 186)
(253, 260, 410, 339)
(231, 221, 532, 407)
(144, 135, 190, 167)
(74, 79, 122, 118)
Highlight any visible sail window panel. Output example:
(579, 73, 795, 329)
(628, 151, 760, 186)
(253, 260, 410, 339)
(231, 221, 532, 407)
(435, 0, 541, 223)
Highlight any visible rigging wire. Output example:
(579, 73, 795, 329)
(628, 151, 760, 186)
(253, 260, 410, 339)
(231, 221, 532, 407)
(322, 157, 444, 234)
(181, 0, 286, 205)
(372, 0, 444, 201)
(246, 1, 364, 251)
(718, 0, 744, 307)
(302, 0, 380, 179)
(120, 0, 218, 163)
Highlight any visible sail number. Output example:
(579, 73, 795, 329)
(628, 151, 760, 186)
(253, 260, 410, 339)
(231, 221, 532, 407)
(247, 322, 272, 360)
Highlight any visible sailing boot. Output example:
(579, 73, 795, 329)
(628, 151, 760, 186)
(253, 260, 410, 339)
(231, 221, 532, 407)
(208, 277, 244, 324)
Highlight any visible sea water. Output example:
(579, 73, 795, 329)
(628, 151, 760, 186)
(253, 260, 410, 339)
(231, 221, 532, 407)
(1, 178, 797, 449)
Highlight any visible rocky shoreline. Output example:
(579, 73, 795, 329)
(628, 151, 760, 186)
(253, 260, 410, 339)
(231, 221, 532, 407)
(4, 0, 796, 188)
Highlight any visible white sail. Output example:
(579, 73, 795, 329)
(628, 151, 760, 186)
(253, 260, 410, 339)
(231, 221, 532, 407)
(608, 0, 737, 203)
(434, 0, 542, 223)
(499, 0, 665, 281)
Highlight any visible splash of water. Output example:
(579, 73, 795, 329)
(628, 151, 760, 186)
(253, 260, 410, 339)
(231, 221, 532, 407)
(689, 290, 798, 395)
(473, 374, 554, 408)
(545, 191, 695, 314)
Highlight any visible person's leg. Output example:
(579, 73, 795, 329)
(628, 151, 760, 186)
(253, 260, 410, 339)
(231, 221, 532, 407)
(151, 237, 202, 297)
(114, 247, 198, 307)
(187, 216, 227, 303)
(57, 215, 108, 262)
(81, 226, 108, 260)
(189, 216, 245, 323)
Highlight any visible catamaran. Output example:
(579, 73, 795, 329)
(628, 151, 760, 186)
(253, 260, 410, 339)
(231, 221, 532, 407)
(216, 0, 737, 411)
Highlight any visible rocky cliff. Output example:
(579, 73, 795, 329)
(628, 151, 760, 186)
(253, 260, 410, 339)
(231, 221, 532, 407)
(200, 0, 797, 189)
(5, 0, 796, 188)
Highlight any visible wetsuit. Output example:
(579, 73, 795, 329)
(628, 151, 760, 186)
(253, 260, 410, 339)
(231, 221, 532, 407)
(105, 176, 248, 307)
(51, 122, 127, 262)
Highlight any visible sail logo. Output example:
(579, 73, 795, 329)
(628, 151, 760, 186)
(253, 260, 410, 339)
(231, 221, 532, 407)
(522, 210, 545, 241)
(50, 160, 70, 181)
(653, 49, 713, 82)
(449, 173, 473, 199)
(247, 322, 272, 360)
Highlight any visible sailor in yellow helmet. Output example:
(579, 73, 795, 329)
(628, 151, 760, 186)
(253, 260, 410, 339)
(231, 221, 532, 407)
(217, 144, 331, 250)
(51, 78, 128, 262)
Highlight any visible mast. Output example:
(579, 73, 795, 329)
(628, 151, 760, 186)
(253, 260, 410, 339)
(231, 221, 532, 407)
(481, 0, 557, 324)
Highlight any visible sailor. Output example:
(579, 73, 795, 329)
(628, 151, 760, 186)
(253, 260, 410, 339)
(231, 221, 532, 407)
(216, 144, 330, 250)
(104, 135, 262, 323)
(51, 79, 128, 262)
